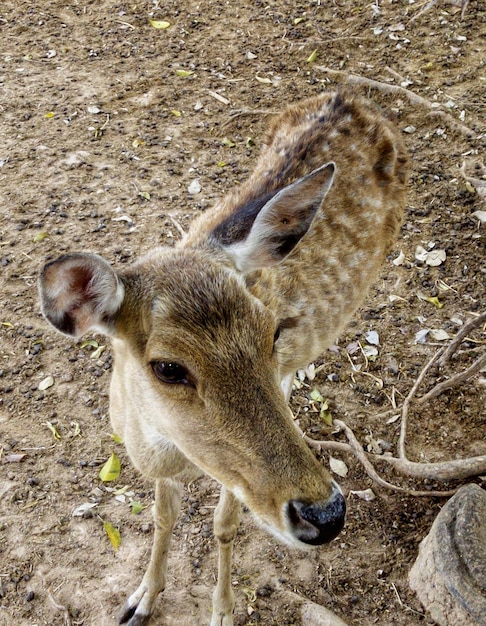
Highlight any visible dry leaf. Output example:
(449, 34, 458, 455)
(350, 488, 376, 501)
(415, 328, 430, 344)
(392, 250, 405, 266)
(255, 75, 272, 84)
(38, 375, 54, 390)
(72, 502, 98, 517)
(472, 211, 486, 223)
(3, 453, 26, 463)
(425, 249, 446, 266)
(329, 457, 348, 477)
(362, 345, 378, 359)
(429, 328, 451, 341)
(365, 330, 380, 346)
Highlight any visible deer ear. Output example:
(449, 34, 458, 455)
(39, 253, 124, 337)
(223, 162, 335, 273)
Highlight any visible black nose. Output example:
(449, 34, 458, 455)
(287, 485, 346, 545)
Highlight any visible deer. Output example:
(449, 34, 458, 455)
(39, 89, 408, 626)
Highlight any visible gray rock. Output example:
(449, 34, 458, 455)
(409, 483, 486, 626)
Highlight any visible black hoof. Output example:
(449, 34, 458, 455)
(119, 604, 151, 626)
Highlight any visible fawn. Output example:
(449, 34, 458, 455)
(39, 89, 408, 626)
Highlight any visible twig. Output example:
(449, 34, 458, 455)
(398, 348, 443, 459)
(460, 0, 470, 19)
(418, 352, 486, 404)
(408, 0, 439, 24)
(316, 67, 476, 137)
(439, 311, 486, 366)
(168, 216, 186, 238)
(45, 587, 72, 626)
(408, 0, 469, 24)
(221, 108, 276, 129)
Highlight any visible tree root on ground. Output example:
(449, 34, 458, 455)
(315, 66, 476, 138)
(301, 313, 486, 497)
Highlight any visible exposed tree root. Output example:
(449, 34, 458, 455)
(408, 0, 470, 24)
(301, 312, 486, 497)
(316, 66, 476, 138)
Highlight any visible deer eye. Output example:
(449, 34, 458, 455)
(151, 361, 193, 387)
(273, 325, 282, 344)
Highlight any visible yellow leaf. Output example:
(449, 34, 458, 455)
(44, 421, 61, 440)
(320, 406, 333, 426)
(149, 19, 170, 29)
(90, 345, 106, 359)
(307, 49, 318, 63)
(139, 190, 150, 200)
(81, 339, 99, 349)
(132, 138, 144, 148)
(176, 69, 194, 77)
(103, 521, 121, 550)
(416, 291, 444, 309)
(45, 111, 55, 119)
(111, 433, 124, 444)
(99, 453, 121, 482)
(171, 110, 181, 117)
(1, 322, 14, 329)
(294, 17, 305, 24)
(426, 296, 444, 309)
(222, 137, 235, 147)
(33, 232, 48, 243)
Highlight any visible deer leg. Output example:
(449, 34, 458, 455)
(210, 487, 241, 626)
(119, 477, 182, 626)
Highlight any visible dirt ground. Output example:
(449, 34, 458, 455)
(1, 1, 485, 625)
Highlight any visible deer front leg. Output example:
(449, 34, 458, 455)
(119, 477, 182, 626)
(210, 487, 241, 626)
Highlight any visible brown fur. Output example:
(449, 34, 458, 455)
(39, 89, 408, 626)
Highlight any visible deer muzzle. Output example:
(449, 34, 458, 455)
(286, 481, 346, 546)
